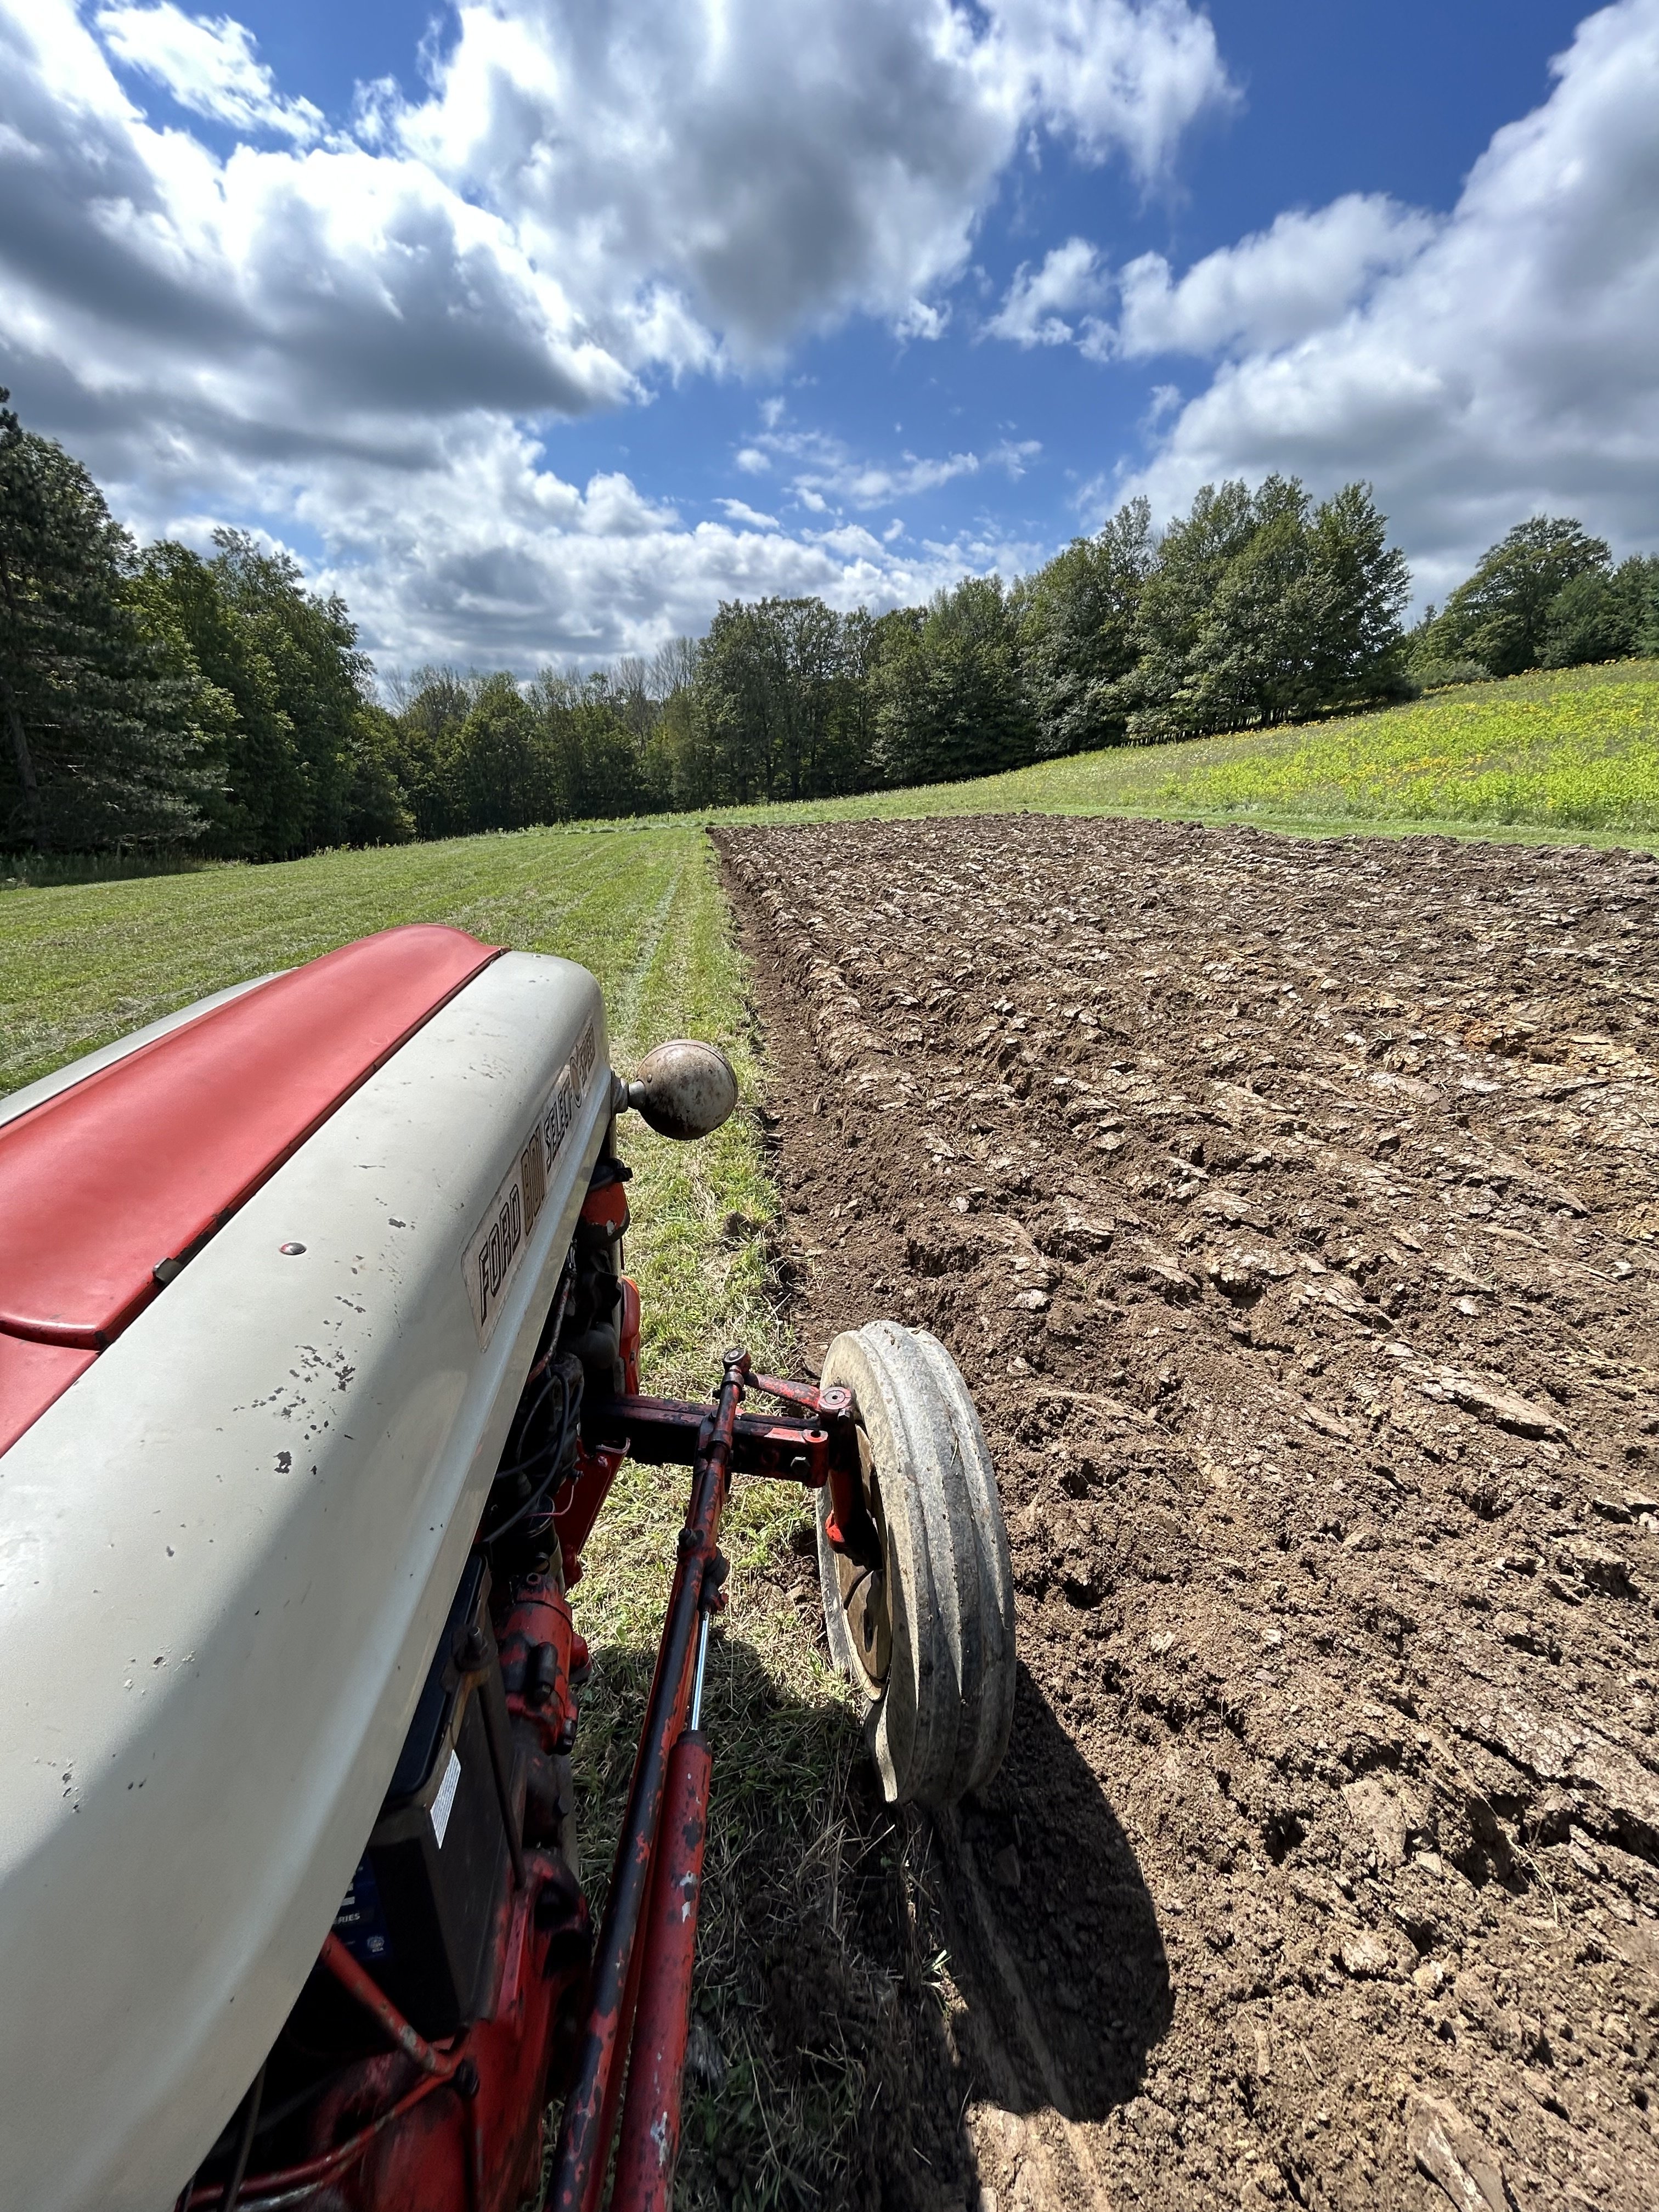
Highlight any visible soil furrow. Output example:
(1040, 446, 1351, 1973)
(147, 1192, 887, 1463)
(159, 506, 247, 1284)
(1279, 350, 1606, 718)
(720, 814, 1659, 2212)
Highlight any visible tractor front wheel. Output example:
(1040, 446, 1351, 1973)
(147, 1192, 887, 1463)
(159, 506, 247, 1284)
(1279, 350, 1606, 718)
(815, 1322, 1015, 1806)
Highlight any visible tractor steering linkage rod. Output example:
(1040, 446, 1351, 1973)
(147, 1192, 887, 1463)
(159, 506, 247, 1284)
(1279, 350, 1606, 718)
(547, 1349, 744, 2212)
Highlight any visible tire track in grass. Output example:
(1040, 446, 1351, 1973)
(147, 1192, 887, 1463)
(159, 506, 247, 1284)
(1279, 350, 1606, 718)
(569, 832, 866, 2212)
(599, 843, 686, 1060)
(620, 836, 784, 1386)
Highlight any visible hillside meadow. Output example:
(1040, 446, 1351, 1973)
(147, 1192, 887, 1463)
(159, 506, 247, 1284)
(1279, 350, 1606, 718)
(694, 655, 1659, 837)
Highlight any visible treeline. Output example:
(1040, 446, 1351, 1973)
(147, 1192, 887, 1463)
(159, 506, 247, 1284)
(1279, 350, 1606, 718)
(1408, 517, 1659, 684)
(5, 382, 1657, 856)
(393, 475, 1419, 820)
(0, 390, 409, 857)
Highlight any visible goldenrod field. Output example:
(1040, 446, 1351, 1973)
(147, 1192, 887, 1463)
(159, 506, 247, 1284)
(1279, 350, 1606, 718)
(1127, 658, 1659, 830)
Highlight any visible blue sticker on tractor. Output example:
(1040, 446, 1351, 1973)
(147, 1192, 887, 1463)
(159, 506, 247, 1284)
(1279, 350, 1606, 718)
(332, 1854, 394, 1964)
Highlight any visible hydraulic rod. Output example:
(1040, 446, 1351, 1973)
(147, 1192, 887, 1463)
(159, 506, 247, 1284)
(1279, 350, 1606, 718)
(610, 1730, 712, 2212)
(546, 1350, 747, 2212)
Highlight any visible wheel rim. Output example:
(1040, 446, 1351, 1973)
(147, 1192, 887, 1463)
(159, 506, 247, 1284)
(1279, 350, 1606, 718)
(832, 1434, 891, 1690)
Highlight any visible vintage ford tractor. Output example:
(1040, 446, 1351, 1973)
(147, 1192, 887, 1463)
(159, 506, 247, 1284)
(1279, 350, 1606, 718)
(0, 924, 1015, 2212)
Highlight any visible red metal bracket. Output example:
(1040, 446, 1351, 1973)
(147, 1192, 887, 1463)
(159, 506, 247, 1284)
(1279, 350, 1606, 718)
(581, 1392, 851, 1484)
(180, 1861, 585, 2212)
(611, 1730, 712, 2211)
(547, 1352, 748, 2212)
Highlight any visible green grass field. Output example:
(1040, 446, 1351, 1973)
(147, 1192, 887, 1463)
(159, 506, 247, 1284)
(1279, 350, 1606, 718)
(4, 653, 1657, 2200)
(1084, 658, 1659, 832)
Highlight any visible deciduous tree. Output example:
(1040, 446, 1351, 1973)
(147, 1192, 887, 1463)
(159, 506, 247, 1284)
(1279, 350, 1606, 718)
(1541, 555, 1659, 668)
(1015, 498, 1151, 755)
(1416, 516, 1610, 677)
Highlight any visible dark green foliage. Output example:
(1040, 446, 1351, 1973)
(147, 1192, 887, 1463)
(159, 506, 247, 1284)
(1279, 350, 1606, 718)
(872, 576, 1035, 786)
(1411, 522, 1659, 685)
(0, 392, 218, 852)
(1541, 555, 1659, 668)
(380, 664, 661, 834)
(2, 379, 399, 860)
(451, 670, 551, 830)
(1408, 658, 1493, 690)
(690, 601, 782, 803)
(690, 597, 874, 804)
(210, 532, 371, 854)
(1415, 516, 1611, 678)
(1015, 499, 1150, 755)
(345, 703, 416, 847)
(138, 530, 410, 856)
(134, 540, 304, 856)
(544, 675, 654, 820)
(1131, 478, 1261, 738)
(1131, 477, 1411, 739)
(1302, 483, 1417, 709)
(383, 666, 473, 839)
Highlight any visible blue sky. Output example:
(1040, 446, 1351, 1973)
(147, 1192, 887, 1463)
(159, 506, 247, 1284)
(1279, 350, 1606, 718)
(1, 1, 1655, 671)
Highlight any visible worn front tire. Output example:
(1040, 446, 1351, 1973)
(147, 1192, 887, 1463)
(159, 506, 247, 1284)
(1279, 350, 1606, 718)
(816, 1322, 1014, 1806)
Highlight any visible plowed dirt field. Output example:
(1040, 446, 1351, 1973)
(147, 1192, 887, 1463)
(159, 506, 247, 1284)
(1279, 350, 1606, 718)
(719, 815, 1659, 2212)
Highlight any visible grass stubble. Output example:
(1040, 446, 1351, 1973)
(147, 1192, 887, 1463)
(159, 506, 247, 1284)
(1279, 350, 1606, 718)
(556, 838, 896, 2209)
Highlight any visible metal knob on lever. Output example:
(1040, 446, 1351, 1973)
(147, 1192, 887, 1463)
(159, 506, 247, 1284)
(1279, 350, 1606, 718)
(616, 1040, 739, 1141)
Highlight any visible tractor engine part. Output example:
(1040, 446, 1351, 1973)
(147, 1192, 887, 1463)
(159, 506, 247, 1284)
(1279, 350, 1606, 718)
(335, 1555, 514, 2039)
(0, 926, 1015, 2212)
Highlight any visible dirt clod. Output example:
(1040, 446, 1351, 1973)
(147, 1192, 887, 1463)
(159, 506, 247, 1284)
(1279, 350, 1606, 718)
(1407, 2090, 1509, 2212)
(722, 814, 1659, 2211)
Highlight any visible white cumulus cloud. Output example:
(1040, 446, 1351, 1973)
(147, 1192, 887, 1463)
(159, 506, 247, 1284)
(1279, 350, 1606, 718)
(986, 235, 1110, 346)
(716, 498, 781, 531)
(992, 0, 1238, 178)
(1110, 194, 1437, 358)
(988, 196, 1434, 360)
(0, 0, 1229, 662)
(96, 4, 323, 143)
(391, 0, 1232, 360)
(284, 419, 1045, 665)
(1115, 0, 1659, 600)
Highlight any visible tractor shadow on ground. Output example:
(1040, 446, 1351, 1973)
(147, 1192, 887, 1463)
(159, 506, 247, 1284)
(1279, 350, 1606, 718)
(576, 1623, 1167, 2204)
(930, 1661, 1171, 2125)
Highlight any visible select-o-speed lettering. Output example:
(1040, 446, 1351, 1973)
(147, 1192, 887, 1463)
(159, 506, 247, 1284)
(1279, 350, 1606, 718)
(464, 1019, 599, 1348)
